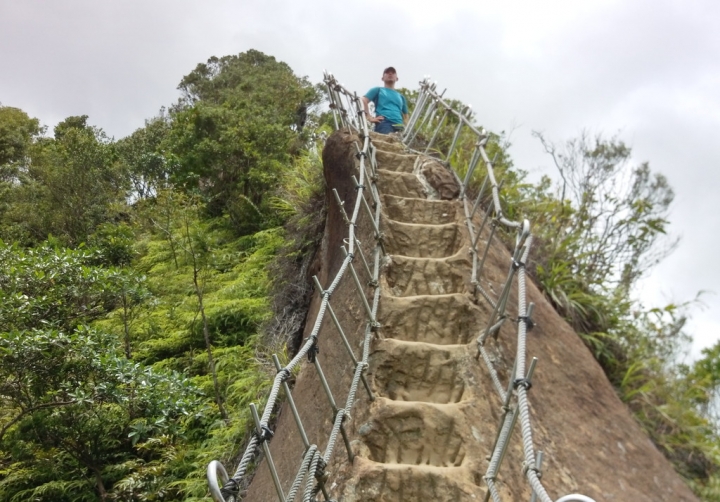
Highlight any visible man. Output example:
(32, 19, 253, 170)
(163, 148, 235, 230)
(362, 67, 409, 134)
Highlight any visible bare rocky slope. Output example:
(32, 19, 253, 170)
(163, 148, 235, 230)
(245, 129, 698, 501)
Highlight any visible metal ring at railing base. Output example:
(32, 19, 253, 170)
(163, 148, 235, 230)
(555, 495, 597, 502)
(207, 460, 230, 502)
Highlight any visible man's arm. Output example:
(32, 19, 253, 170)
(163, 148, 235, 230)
(361, 94, 383, 123)
(403, 113, 409, 124)
(361, 96, 371, 115)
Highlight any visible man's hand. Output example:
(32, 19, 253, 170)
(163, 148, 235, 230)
(368, 114, 384, 124)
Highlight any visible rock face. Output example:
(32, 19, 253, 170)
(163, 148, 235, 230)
(244, 130, 698, 501)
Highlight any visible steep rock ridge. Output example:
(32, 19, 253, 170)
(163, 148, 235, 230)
(337, 135, 485, 500)
(245, 130, 698, 501)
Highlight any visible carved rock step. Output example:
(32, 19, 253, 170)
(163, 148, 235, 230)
(382, 194, 457, 225)
(371, 338, 472, 404)
(378, 294, 482, 345)
(356, 399, 474, 467)
(384, 220, 465, 258)
(369, 132, 405, 153)
(377, 170, 427, 199)
(347, 458, 481, 502)
(383, 251, 471, 297)
(375, 150, 417, 173)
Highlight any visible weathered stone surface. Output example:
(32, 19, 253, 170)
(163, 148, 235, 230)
(371, 339, 469, 403)
(376, 170, 426, 199)
(421, 158, 460, 200)
(357, 399, 471, 467)
(370, 131, 405, 152)
(378, 294, 482, 345)
(344, 459, 479, 502)
(375, 150, 416, 173)
(383, 251, 471, 297)
(383, 220, 464, 258)
(383, 194, 457, 224)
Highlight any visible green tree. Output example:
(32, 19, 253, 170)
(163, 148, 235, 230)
(116, 113, 171, 200)
(166, 50, 321, 233)
(0, 107, 43, 234)
(522, 131, 720, 494)
(0, 327, 201, 501)
(1, 115, 127, 246)
(528, 131, 677, 333)
(534, 130, 677, 293)
(0, 241, 202, 501)
(0, 241, 127, 333)
(0, 106, 42, 168)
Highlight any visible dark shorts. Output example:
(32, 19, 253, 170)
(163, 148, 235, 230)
(375, 119, 403, 134)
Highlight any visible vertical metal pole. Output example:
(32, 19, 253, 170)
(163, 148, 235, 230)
(480, 263, 518, 344)
(352, 176, 381, 237)
(476, 221, 497, 281)
(333, 88, 346, 129)
(424, 108, 449, 154)
(333, 189, 350, 225)
(445, 115, 465, 161)
(312, 356, 354, 462)
(494, 407, 520, 481)
(404, 83, 429, 140)
(322, 293, 375, 401)
(348, 237, 373, 281)
(407, 98, 437, 145)
(460, 145, 483, 198)
(484, 358, 538, 502)
(485, 358, 517, 455)
(470, 174, 490, 221)
(311, 275, 374, 402)
(250, 403, 285, 501)
(341, 246, 375, 321)
(326, 82, 339, 131)
(530, 451, 544, 502)
(272, 355, 310, 450)
(314, 358, 338, 412)
(338, 414, 355, 463)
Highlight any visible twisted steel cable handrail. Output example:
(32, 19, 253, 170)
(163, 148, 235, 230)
(207, 72, 383, 502)
(403, 77, 596, 502)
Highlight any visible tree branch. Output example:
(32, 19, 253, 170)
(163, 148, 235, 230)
(0, 400, 75, 441)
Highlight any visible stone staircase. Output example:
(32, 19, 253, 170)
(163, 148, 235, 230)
(340, 135, 491, 501)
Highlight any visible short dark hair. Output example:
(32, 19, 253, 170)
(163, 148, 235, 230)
(383, 66, 397, 74)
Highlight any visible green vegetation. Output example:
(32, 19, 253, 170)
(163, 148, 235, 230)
(412, 104, 720, 498)
(521, 132, 720, 495)
(0, 50, 325, 501)
(0, 50, 718, 500)
(445, 121, 720, 498)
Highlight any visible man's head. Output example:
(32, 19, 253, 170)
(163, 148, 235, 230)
(382, 66, 398, 87)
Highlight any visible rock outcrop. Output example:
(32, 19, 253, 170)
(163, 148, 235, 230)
(245, 130, 698, 501)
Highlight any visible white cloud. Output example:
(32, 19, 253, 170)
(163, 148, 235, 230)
(1, 0, 718, 356)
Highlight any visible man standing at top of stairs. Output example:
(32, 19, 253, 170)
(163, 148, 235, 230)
(362, 66, 409, 134)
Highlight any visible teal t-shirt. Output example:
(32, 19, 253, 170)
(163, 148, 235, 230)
(365, 87, 408, 125)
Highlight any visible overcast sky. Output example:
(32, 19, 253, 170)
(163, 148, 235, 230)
(1, 0, 718, 358)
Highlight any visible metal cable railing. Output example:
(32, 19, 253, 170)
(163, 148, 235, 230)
(207, 72, 383, 502)
(403, 77, 595, 502)
(206, 73, 597, 502)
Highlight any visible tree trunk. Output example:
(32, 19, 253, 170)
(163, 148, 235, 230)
(92, 466, 107, 501)
(194, 268, 228, 420)
(122, 294, 131, 359)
